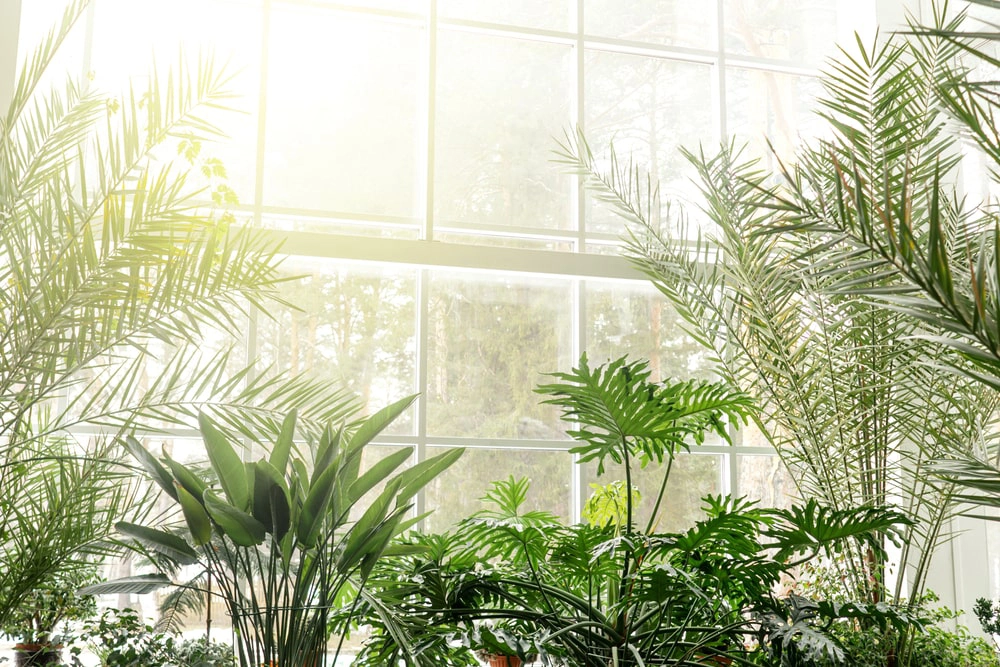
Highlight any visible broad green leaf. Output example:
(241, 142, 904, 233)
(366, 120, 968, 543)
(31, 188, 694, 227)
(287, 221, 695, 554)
(348, 448, 412, 504)
(312, 423, 342, 485)
(253, 460, 290, 538)
(357, 506, 411, 579)
(80, 574, 172, 596)
(270, 409, 297, 473)
(199, 413, 249, 510)
(297, 463, 339, 547)
(117, 521, 199, 565)
(176, 484, 212, 546)
(338, 477, 401, 571)
(269, 480, 292, 541)
(162, 449, 207, 501)
(395, 447, 464, 505)
(123, 436, 177, 501)
(203, 490, 266, 547)
(347, 395, 417, 451)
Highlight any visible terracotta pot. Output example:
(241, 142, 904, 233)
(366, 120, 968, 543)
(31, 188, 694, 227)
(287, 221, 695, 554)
(485, 655, 522, 667)
(13, 643, 62, 667)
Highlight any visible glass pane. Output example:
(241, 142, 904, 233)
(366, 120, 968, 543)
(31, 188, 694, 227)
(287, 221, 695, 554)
(724, 0, 839, 65)
(426, 271, 573, 438)
(435, 30, 573, 231)
(90, 0, 261, 203)
(423, 447, 572, 531)
(264, 7, 423, 217)
(584, 281, 713, 381)
(581, 453, 722, 532)
(585, 51, 714, 236)
(585, 0, 717, 49)
(726, 67, 824, 163)
(256, 259, 418, 434)
(438, 0, 572, 32)
(737, 455, 797, 509)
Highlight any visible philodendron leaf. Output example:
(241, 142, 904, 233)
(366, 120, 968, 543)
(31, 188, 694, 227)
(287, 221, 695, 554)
(199, 412, 249, 511)
(204, 490, 267, 547)
(117, 521, 199, 565)
(124, 436, 177, 501)
(176, 484, 212, 546)
(80, 574, 172, 596)
(270, 409, 297, 474)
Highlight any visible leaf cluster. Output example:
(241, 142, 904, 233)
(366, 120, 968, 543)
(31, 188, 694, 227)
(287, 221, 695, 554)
(89, 399, 463, 667)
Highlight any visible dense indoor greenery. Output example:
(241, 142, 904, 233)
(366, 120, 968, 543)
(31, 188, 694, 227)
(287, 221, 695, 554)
(347, 356, 925, 667)
(559, 0, 1000, 627)
(6, 1, 1000, 666)
(0, 0, 354, 657)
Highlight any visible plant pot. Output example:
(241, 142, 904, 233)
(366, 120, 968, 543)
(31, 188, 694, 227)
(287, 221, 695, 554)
(485, 655, 522, 667)
(14, 643, 62, 666)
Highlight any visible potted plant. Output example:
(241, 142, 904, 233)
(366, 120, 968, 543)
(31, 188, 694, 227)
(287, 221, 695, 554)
(87, 400, 463, 667)
(1, 567, 98, 666)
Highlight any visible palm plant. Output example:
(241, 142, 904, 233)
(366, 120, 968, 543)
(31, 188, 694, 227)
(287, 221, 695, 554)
(0, 0, 357, 631)
(553, 4, 1000, 621)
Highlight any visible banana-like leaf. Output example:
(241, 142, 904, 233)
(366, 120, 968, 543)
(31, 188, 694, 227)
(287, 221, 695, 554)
(347, 395, 418, 451)
(348, 447, 412, 504)
(116, 521, 199, 565)
(203, 490, 266, 547)
(297, 462, 340, 548)
(199, 412, 249, 511)
(124, 436, 177, 501)
(176, 484, 212, 546)
(312, 423, 342, 486)
(80, 574, 173, 596)
(253, 460, 291, 539)
(162, 448, 208, 501)
(395, 447, 465, 505)
(338, 477, 402, 572)
(270, 409, 297, 473)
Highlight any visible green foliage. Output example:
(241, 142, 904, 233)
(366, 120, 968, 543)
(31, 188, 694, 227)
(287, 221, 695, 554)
(582, 481, 640, 529)
(76, 608, 178, 667)
(0, 565, 98, 645)
(98, 404, 461, 667)
(0, 0, 359, 636)
(554, 4, 1000, 620)
(822, 595, 998, 667)
(351, 356, 908, 667)
(169, 636, 238, 667)
(73, 608, 237, 667)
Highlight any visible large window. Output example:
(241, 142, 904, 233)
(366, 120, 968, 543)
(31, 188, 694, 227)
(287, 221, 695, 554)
(12, 0, 874, 524)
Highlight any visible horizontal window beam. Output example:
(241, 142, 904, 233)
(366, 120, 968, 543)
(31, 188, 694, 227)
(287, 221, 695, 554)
(258, 229, 646, 280)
